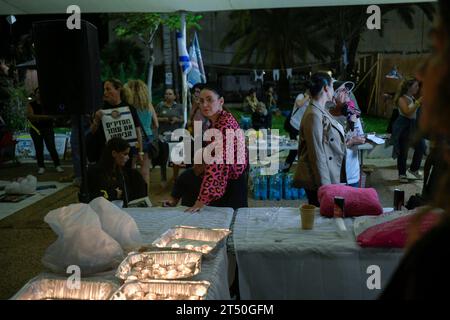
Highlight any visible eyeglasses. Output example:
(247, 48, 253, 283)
(333, 88, 350, 98)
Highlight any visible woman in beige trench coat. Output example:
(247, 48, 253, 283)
(294, 72, 347, 206)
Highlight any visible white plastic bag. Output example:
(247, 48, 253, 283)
(42, 203, 124, 275)
(89, 197, 142, 250)
(5, 175, 37, 194)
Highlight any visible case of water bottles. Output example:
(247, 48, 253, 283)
(252, 169, 305, 201)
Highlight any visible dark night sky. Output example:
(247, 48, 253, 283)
(0, 13, 109, 63)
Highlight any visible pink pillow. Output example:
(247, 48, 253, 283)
(318, 184, 382, 217)
(357, 212, 440, 248)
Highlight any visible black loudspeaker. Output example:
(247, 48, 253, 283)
(33, 20, 102, 115)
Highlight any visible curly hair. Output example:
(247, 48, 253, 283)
(124, 80, 151, 111)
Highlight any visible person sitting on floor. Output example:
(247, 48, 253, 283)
(87, 137, 147, 207)
(243, 88, 259, 113)
(251, 102, 272, 131)
(162, 160, 205, 207)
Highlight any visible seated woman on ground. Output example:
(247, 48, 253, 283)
(251, 102, 272, 131)
(162, 159, 205, 207)
(87, 137, 147, 207)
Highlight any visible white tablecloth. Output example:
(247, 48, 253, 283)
(26, 206, 234, 300)
(233, 207, 404, 300)
(126, 206, 234, 300)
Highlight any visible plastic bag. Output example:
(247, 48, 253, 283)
(42, 203, 124, 275)
(5, 175, 37, 194)
(89, 197, 142, 250)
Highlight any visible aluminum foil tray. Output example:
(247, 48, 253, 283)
(12, 276, 119, 300)
(116, 250, 202, 281)
(152, 226, 231, 254)
(110, 280, 210, 300)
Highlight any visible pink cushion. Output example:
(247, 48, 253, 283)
(318, 184, 383, 217)
(357, 212, 440, 248)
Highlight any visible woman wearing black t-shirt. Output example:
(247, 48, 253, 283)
(26, 88, 63, 175)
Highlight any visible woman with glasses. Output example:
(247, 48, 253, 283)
(330, 81, 365, 188)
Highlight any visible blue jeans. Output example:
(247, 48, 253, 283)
(347, 182, 359, 188)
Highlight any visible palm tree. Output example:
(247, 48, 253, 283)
(325, 3, 435, 77)
(221, 8, 332, 108)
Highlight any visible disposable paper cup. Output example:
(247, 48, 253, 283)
(300, 204, 316, 230)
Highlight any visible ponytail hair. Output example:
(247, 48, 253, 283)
(306, 72, 333, 97)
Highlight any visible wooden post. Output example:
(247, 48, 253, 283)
(374, 53, 382, 116)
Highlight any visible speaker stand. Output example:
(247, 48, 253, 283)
(76, 114, 90, 203)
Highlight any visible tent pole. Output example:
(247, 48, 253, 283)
(180, 12, 188, 129)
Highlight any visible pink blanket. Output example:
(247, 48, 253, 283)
(357, 212, 441, 248)
(318, 184, 383, 217)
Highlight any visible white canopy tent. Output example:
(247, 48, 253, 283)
(0, 0, 435, 15)
(0, 0, 436, 127)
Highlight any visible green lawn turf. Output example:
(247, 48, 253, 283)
(229, 109, 388, 136)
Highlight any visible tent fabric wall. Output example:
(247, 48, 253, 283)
(0, 0, 435, 15)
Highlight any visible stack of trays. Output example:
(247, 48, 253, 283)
(110, 226, 231, 300)
(12, 276, 118, 300)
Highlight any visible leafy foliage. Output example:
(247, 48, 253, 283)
(100, 38, 145, 82)
(221, 8, 331, 68)
(3, 85, 28, 132)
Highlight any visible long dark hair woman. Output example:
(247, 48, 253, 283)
(185, 84, 248, 212)
(293, 72, 347, 206)
(87, 137, 147, 206)
(391, 77, 425, 183)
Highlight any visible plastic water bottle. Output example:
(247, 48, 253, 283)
(298, 188, 306, 200)
(269, 175, 274, 200)
(270, 174, 281, 201)
(283, 174, 289, 200)
(253, 175, 260, 200)
(277, 174, 283, 200)
(284, 174, 291, 200)
(260, 175, 268, 200)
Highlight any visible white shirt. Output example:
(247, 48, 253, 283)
(345, 118, 364, 184)
(290, 93, 308, 130)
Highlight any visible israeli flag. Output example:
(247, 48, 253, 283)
(342, 41, 349, 67)
(177, 31, 191, 75)
(187, 33, 207, 88)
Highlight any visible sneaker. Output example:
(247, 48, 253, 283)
(56, 166, 64, 173)
(38, 167, 45, 175)
(399, 175, 409, 183)
(407, 169, 423, 180)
